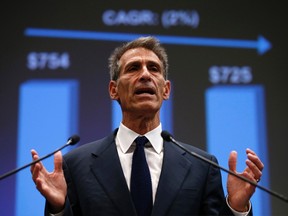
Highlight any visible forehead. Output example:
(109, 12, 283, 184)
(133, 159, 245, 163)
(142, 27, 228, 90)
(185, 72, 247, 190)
(119, 47, 161, 66)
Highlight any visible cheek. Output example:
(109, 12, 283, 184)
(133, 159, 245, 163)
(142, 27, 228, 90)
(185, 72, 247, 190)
(158, 81, 166, 91)
(117, 82, 131, 97)
(119, 82, 128, 91)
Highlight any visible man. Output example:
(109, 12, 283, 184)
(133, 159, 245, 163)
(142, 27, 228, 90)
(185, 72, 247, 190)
(31, 36, 264, 216)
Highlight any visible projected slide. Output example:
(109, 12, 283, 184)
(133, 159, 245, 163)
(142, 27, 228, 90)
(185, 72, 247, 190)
(1, 2, 287, 215)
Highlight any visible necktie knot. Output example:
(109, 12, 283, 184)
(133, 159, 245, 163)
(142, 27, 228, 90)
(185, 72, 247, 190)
(134, 136, 149, 147)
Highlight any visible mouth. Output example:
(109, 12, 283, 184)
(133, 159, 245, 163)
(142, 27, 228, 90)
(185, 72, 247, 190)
(134, 87, 156, 95)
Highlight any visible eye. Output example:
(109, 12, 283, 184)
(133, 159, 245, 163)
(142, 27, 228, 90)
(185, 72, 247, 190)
(148, 64, 160, 72)
(126, 64, 139, 72)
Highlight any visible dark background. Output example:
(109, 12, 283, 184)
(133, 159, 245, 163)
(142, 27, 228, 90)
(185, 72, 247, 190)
(1, 1, 287, 215)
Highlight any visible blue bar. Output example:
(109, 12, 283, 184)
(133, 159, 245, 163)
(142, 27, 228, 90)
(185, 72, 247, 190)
(160, 91, 173, 133)
(112, 93, 173, 133)
(112, 101, 122, 131)
(205, 85, 270, 216)
(16, 79, 79, 216)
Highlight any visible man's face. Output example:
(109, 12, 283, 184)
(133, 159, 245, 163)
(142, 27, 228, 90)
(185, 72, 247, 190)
(109, 47, 170, 116)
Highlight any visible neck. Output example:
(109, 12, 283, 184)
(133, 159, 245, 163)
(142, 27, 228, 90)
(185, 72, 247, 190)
(122, 113, 160, 135)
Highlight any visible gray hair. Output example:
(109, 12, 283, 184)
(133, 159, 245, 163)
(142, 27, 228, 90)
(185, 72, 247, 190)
(108, 36, 168, 81)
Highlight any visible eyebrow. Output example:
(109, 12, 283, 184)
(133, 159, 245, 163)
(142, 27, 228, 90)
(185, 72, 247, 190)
(124, 59, 162, 70)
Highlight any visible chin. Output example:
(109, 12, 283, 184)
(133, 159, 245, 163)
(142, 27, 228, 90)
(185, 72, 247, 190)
(137, 103, 160, 112)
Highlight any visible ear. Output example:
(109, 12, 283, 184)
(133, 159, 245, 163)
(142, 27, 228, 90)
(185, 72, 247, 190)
(163, 80, 171, 100)
(109, 80, 119, 100)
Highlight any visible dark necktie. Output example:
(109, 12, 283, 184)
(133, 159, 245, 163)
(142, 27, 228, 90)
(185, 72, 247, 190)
(130, 136, 153, 216)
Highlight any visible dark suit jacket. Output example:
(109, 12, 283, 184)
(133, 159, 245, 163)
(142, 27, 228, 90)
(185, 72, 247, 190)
(45, 130, 248, 216)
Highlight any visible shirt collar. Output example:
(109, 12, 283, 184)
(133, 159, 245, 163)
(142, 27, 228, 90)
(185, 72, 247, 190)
(117, 122, 163, 154)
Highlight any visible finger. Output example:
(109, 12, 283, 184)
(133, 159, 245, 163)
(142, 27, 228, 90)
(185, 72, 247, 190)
(244, 149, 264, 181)
(30, 150, 49, 181)
(246, 159, 262, 180)
(246, 150, 264, 171)
(30, 149, 40, 173)
(228, 151, 238, 172)
(32, 162, 41, 181)
(31, 149, 44, 169)
(54, 151, 63, 173)
(246, 148, 256, 155)
(31, 149, 39, 160)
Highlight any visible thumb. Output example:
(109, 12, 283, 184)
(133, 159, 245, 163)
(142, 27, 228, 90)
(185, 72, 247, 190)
(228, 151, 238, 172)
(54, 151, 63, 173)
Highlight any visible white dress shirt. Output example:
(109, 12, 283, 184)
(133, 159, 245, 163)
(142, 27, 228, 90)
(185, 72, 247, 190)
(116, 122, 163, 203)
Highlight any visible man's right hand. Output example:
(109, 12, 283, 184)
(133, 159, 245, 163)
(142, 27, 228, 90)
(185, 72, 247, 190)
(31, 149, 67, 213)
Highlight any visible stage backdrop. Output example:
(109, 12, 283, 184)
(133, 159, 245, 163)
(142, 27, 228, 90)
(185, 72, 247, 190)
(1, 1, 287, 215)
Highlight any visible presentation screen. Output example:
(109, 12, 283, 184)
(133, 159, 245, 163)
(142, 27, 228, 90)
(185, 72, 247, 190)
(1, 1, 287, 215)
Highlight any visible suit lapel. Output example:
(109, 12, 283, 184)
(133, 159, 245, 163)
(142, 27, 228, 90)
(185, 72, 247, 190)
(89, 133, 136, 216)
(152, 140, 192, 216)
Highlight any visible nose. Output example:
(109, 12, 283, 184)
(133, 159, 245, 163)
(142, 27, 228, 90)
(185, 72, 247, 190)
(139, 66, 151, 81)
